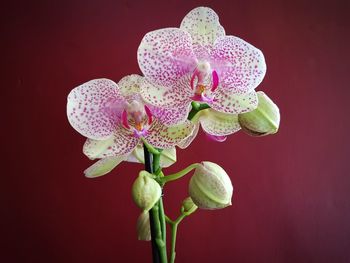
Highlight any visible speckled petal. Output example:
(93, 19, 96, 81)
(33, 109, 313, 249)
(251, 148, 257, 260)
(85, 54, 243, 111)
(211, 89, 258, 114)
(137, 28, 197, 87)
(211, 36, 266, 94)
(85, 124, 139, 158)
(177, 122, 200, 149)
(180, 7, 225, 54)
(118, 74, 143, 101)
(145, 120, 196, 149)
(199, 109, 240, 136)
(67, 79, 125, 140)
(84, 155, 127, 178)
(83, 136, 115, 159)
(140, 76, 193, 108)
(148, 104, 192, 126)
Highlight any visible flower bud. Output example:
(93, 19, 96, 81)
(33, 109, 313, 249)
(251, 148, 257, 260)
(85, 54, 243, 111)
(136, 211, 151, 241)
(132, 171, 161, 212)
(189, 162, 233, 210)
(181, 197, 198, 216)
(238, 91, 280, 136)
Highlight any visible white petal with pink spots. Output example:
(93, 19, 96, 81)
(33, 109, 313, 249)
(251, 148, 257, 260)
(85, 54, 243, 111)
(145, 120, 196, 149)
(211, 36, 266, 94)
(137, 28, 197, 87)
(211, 89, 258, 114)
(67, 79, 125, 140)
(199, 109, 241, 136)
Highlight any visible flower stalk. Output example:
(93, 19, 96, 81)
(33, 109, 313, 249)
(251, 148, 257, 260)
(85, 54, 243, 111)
(161, 163, 199, 184)
(188, 102, 210, 120)
(165, 214, 187, 263)
(144, 144, 168, 263)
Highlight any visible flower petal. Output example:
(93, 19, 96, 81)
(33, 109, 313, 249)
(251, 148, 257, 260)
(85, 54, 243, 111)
(117, 74, 143, 101)
(145, 120, 195, 149)
(140, 77, 192, 108)
(159, 148, 177, 168)
(67, 79, 124, 140)
(83, 136, 115, 159)
(141, 77, 193, 125)
(211, 89, 258, 114)
(177, 122, 200, 149)
(211, 36, 266, 94)
(137, 28, 197, 87)
(84, 124, 139, 158)
(180, 7, 225, 54)
(148, 104, 192, 126)
(84, 155, 127, 178)
(199, 109, 240, 136)
(127, 145, 145, 163)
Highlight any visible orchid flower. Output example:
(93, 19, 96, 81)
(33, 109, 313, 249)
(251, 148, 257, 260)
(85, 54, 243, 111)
(178, 108, 241, 148)
(84, 145, 177, 178)
(67, 75, 195, 163)
(138, 7, 266, 126)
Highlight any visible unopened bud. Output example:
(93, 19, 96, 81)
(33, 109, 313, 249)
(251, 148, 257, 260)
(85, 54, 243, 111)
(189, 162, 233, 210)
(181, 197, 198, 216)
(238, 91, 280, 136)
(136, 212, 151, 241)
(132, 171, 161, 212)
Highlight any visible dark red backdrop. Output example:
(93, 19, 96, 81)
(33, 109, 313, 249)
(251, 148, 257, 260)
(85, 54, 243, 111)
(2, 0, 350, 262)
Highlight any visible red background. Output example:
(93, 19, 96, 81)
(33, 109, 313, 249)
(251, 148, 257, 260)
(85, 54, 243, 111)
(2, 0, 350, 262)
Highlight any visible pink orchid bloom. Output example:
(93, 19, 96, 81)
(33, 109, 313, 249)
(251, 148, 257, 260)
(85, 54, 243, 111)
(67, 75, 195, 158)
(137, 7, 266, 125)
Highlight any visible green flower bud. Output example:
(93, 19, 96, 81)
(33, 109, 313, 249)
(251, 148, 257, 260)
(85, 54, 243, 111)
(238, 91, 280, 136)
(181, 197, 198, 216)
(132, 171, 161, 212)
(189, 162, 233, 210)
(136, 211, 151, 241)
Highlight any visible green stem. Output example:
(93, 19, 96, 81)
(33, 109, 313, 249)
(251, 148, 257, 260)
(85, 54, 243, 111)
(191, 101, 200, 111)
(170, 224, 178, 263)
(161, 163, 200, 184)
(187, 103, 210, 120)
(153, 152, 167, 246)
(142, 138, 161, 155)
(165, 215, 174, 224)
(169, 215, 186, 263)
(151, 146, 168, 262)
(153, 153, 161, 173)
(144, 145, 161, 263)
(187, 108, 199, 121)
(159, 198, 166, 243)
(152, 204, 168, 263)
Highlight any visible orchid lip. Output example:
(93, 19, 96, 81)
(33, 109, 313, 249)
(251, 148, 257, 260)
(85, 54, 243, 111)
(121, 102, 153, 138)
(190, 93, 215, 104)
(133, 128, 149, 138)
(189, 64, 219, 103)
(201, 93, 215, 103)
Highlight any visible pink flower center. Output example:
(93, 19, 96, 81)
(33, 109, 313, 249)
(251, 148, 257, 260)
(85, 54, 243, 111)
(121, 100, 153, 138)
(190, 61, 219, 104)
